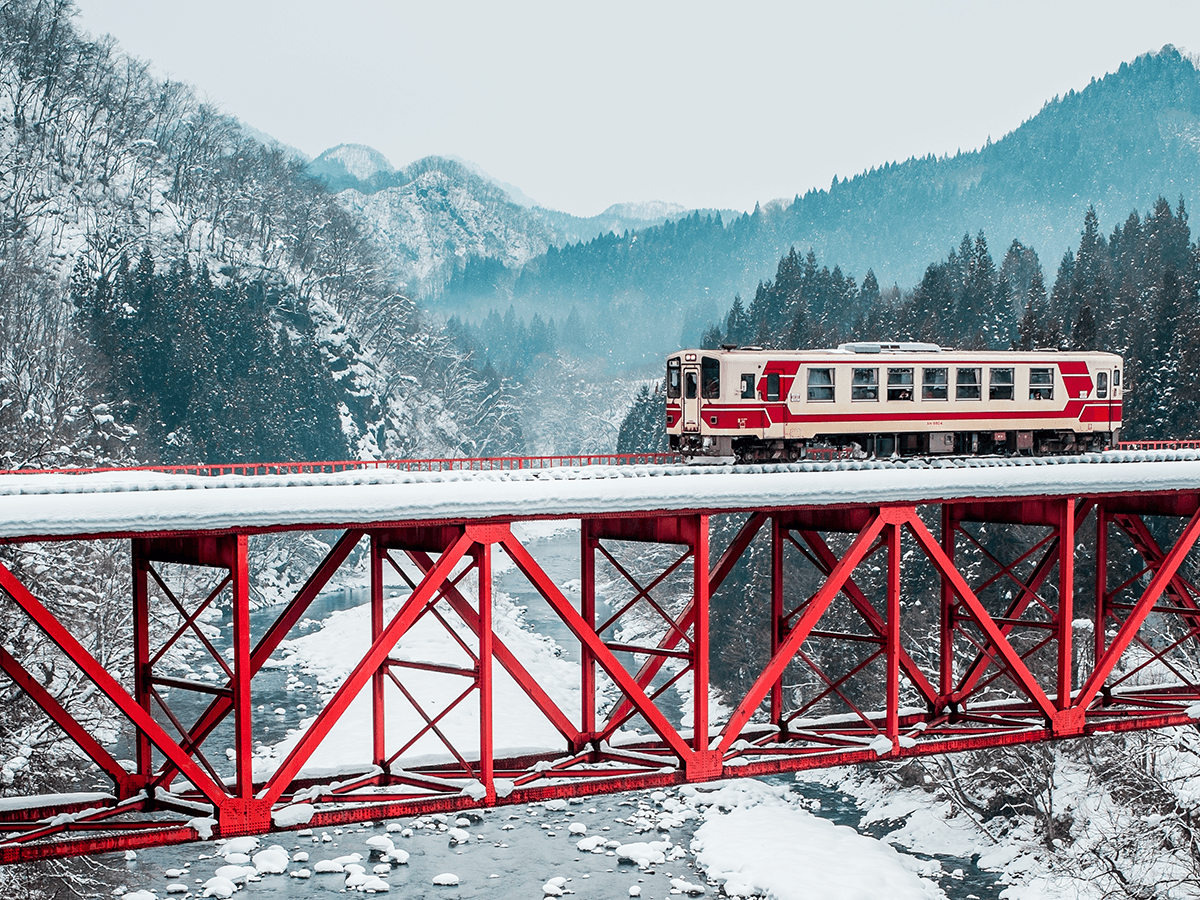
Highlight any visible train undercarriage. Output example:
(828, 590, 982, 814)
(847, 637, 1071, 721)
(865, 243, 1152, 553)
(675, 428, 1116, 463)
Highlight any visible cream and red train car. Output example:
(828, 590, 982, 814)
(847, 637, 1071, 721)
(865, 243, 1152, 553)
(665, 342, 1123, 461)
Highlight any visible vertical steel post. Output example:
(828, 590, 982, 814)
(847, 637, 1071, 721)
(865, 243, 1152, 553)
(231, 534, 252, 799)
(580, 523, 596, 743)
(886, 522, 901, 740)
(939, 505, 954, 707)
(131, 543, 152, 779)
(477, 540, 494, 798)
(371, 535, 386, 767)
(1094, 503, 1108, 668)
(1056, 499, 1075, 707)
(770, 517, 784, 725)
(692, 515, 710, 754)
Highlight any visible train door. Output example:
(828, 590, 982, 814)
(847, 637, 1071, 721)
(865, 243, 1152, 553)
(1110, 367, 1121, 431)
(682, 363, 700, 432)
(1095, 367, 1120, 431)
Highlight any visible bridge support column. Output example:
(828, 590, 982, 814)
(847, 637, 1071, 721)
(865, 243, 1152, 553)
(886, 516, 901, 741)
(770, 517, 785, 727)
(370, 535, 386, 767)
(1055, 499, 1075, 716)
(476, 538, 494, 802)
(1095, 503, 1108, 670)
(132, 546, 152, 782)
(580, 527, 597, 747)
(691, 515, 710, 756)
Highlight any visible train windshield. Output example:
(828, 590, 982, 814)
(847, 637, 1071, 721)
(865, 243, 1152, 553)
(667, 358, 681, 398)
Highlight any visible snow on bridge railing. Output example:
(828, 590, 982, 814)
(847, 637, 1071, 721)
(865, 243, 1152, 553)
(1117, 440, 1200, 452)
(0, 452, 685, 478)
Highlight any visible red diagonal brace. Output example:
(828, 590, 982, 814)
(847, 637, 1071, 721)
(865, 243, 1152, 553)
(798, 530, 938, 706)
(1076, 506, 1200, 711)
(262, 532, 474, 804)
(1115, 514, 1200, 617)
(408, 549, 579, 743)
(604, 512, 768, 739)
(0, 559, 228, 806)
(163, 529, 364, 779)
(952, 500, 1092, 701)
(904, 511, 1058, 722)
(498, 531, 694, 763)
(0, 647, 138, 797)
(718, 511, 887, 755)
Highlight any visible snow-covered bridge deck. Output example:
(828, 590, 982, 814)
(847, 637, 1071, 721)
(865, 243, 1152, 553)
(4, 450, 1200, 862)
(3, 450, 1200, 540)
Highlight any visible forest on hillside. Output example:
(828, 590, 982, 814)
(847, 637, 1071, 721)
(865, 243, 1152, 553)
(619, 198, 1200, 450)
(0, 0, 522, 471)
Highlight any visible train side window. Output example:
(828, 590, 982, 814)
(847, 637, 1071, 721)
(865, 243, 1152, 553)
(1113, 369, 1121, 393)
(851, 367, 878, 400)
(887, 367, 913, 401)
(685, 371, 697, 400)
(667, 358, 681, 399)
(767, 372, 781, 402)
(922, 367, 948, 400)
(1096, 371, 1108, 399)
(701, 357, 721, 399)
(1029, 367, 1054, 400)
(740, 373, 755, 399)
(807, 367, 834, 401)
(956, 367, 981, 400)
(989, 367, 1014, 400)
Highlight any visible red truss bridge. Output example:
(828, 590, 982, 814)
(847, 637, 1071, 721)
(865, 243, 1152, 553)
(4, 450, 1200, 862)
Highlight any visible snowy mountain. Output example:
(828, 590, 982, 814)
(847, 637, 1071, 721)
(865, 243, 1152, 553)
(307, 151, 711, 297)
(331, 155, 555, 297)
(308, 143, 396, 192)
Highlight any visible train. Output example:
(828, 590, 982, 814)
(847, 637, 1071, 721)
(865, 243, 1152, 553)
(665, 342, 1123, 462)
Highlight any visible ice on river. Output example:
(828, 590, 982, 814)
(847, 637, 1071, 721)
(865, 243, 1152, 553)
(690, 781, 946, 899)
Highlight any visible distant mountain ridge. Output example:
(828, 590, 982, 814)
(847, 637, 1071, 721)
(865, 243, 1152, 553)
(306, 149, 728, 296)
(431, 46, 1200, 365)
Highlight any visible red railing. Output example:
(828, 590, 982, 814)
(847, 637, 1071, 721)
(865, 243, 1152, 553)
(1117, 440, 1200, 451)
(3, 443, 1195, 479)
(0, 453, 684, 478)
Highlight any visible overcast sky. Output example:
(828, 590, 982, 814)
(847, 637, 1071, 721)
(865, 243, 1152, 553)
(73, 0, 1200, 217)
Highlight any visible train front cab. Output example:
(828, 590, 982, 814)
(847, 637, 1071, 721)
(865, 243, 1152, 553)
(667, 353, 728, 455)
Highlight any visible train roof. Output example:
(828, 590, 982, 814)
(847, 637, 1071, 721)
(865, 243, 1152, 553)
(671, 343, 1122, 360)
